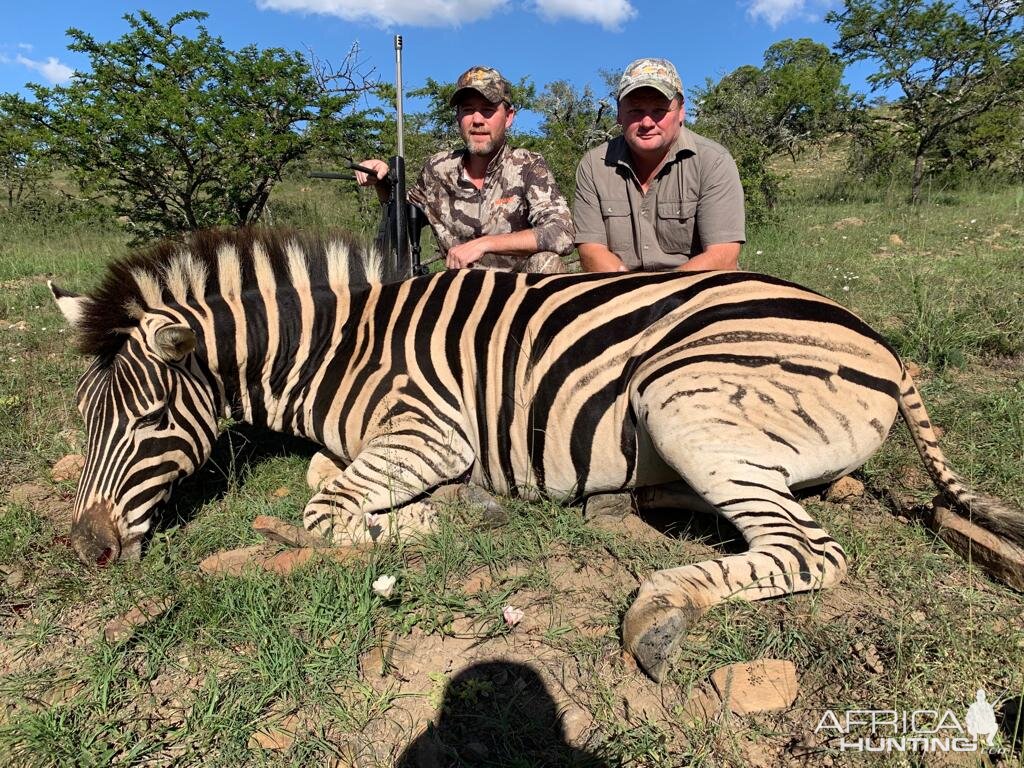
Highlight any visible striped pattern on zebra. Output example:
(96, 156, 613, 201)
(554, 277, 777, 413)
(51, 227, 1024, 681)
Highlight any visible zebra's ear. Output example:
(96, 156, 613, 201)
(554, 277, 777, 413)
(153, 324, 197, 362)
(49, 281, 93, 329)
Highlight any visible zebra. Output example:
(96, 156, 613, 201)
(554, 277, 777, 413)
(50, 227, 1023, 681)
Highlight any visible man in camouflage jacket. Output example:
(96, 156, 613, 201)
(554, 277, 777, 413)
(356, 66, 574, 274)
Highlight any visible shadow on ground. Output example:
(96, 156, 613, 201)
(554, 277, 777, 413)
(396, 660, 608, 767)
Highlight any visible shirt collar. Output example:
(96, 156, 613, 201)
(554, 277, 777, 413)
(612, 125, 697, 173)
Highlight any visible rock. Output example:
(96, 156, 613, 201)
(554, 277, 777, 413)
(6, 483, 51, 505)
(832, 217, 864, 230)
(558, 704, 593, 743)
(461, 568, 492, 595)
(252, 515, 327, 548)
(888, 233, 904, 246)
(709, 659, 799, 715)
(928, 497, 1024, 591)
(6, 320, 28, 331)
(681, 685, 724, 722)
(198, 545, 270, 575)
(270, 486, 290, 498)
(826, 476, 864, 502)
(249, 714, 301, 750)
(583, 492, 634, 520)
(1, 565, 25, 590)
(103, 597, 175, 644)
(51, 454, 85, 483)
(199, 542, 371, 577)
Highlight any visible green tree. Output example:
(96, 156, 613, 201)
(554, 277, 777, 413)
(828, 0, 1024, 203)
(762, 38, 854, 160)
(532, 79, 617, 201)
(0, 94, 52, 210)
(30, 10, 375, 239)
(692, 40, 854, 221)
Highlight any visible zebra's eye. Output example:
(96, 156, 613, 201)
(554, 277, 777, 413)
(136, 409, 166, 428)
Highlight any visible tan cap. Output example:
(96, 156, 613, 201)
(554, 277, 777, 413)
(617, 58, 683, 101)
(450, 66, 512, 107)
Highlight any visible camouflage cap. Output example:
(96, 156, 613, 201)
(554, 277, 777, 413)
(450, 66, 512, 107)
(617, 58, 683, 101)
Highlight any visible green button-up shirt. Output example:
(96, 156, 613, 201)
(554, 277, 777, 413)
(573, 127, 745, 271)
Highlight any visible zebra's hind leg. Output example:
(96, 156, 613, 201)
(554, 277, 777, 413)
(622, 464, 847, 681)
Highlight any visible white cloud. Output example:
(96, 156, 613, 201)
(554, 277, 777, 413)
(746, 0, 806, 27)
(15, 54, 74, 84)
(17, 43, 34, 51)
(255, 0, 509, 27)
(257, 0, 635, 28)
(531, 0, 636, 30)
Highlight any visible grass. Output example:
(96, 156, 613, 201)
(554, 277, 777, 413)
(1, 165, 1023, 766)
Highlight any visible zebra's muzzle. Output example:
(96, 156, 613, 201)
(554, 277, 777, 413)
(71, 501, 121, 566)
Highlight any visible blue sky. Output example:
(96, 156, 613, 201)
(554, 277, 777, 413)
(1, 0, 876, 132)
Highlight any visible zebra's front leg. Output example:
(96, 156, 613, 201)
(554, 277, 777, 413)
(302, 432, 475, 545)
(622, 473, 847, 681)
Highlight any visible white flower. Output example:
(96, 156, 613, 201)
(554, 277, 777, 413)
(372, 574, 396, 598)
(755, 250, 764, 256)
(502, 605, 524, 627)
(970, 219, 977, 224)
(842, 286, 850, 291)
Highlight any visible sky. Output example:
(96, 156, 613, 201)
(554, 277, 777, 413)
(0, 0, 879, 132)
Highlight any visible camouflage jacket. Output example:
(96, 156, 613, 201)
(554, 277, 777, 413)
(408, 143, 575, 270)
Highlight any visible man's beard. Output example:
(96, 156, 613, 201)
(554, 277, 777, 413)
(465, 134, 500, 157)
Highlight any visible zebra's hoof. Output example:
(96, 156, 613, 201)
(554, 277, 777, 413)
(622, 589, 705, 682)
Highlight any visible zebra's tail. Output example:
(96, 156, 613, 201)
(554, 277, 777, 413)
(898, 365, 1024, 546)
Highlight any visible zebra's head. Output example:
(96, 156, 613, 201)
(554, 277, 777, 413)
(52, 284, 219, 565)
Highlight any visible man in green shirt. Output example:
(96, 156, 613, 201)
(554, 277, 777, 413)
(573, 58, 745, 273)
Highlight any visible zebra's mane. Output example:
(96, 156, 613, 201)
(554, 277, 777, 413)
(77, 226, 398, 360)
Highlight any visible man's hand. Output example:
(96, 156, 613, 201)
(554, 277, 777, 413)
(446, 238, 491, 269)
(354, 159, 389, 188)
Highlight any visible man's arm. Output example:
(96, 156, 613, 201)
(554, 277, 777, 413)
(354, 159, 392, 203)
(578, 243, 628, 272)
(573, 150, 626, 273)
(446, 229, 540, 269)
(677, 242, 741, 271)
(523, 156, 574, 256)
(685, 149, 745, 271)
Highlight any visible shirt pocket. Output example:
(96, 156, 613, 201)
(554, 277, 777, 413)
(656, 199, 698, 254)
(601, 200, 634, 254)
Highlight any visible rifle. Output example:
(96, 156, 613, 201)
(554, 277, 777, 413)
(309, 35, 429, 278)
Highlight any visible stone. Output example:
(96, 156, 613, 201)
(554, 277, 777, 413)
(559, 704, 593, 743)
(832, 217, 864, 230)
(6, 483, 51, 505)
(2, 566, 25, 590)
(252, 515, 327, 548)
(249, 714, 301, 750)
(928, 497, 1024, 591)
(103, 597, 175, 644)
(825, 476, 864, 502)
(583, 492, 634, 520)
(889, 233, 904, 246)
(681, 685, 724, 722)
(271, 486, 290, 498)
(709, 659, 799, 715)
(51, 454, 85, 483)
(198, 545, 270, 575)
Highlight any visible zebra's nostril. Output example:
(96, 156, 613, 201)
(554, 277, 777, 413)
(96, 547, 114, 567)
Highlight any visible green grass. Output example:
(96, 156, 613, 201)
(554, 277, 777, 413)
(1, 168, 1023, 766)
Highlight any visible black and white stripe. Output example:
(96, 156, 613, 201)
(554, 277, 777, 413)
(53, 227, 1023, 680)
